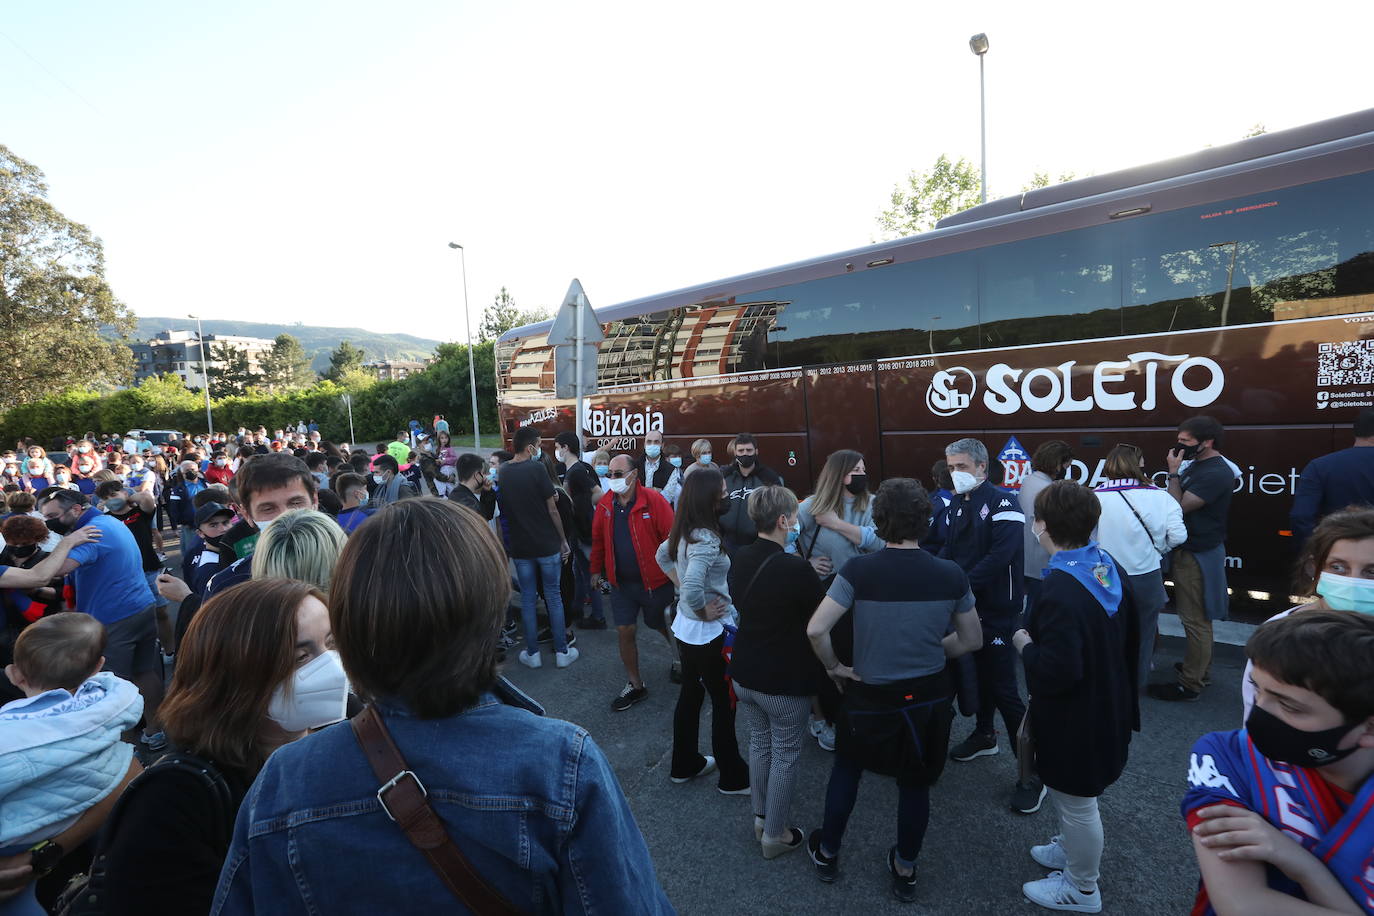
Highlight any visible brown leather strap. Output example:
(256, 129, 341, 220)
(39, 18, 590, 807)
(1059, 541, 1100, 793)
(351, 706, 524, 915)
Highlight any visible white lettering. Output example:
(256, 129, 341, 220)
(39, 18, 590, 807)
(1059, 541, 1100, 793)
(1171, 356, 1226, 408)
(584, 408, 664, 440)
(1259, 473, 1287, 496)
(1021, 367, 1062, 413)
(1057, 361, 1094, 412)
(1092, 360, 1136, 411)
(984, 365, 1021, 415)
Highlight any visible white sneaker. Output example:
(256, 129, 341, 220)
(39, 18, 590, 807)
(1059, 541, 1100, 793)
(671, 755, 716, 784)
(555, 646, 580, 668)
(1022, 871, 1101, 913)
(518, 649, 542, 669)
(809, 719, 836, 751)
(1031, 835, 1068, 870)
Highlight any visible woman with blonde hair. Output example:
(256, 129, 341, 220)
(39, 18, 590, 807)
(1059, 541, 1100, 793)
(796, 449, 880, 751)
(251, 509, 348, 593)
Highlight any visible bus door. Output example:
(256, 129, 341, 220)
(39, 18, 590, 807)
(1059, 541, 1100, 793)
(803, 360, 884, 487)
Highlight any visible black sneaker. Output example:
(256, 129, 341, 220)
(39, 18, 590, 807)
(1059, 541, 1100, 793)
(578, 617, 608, 630)
(807, 830, 838, 883)
(537, 627, 577, 648)
(1147, 682, 1200, 702)
(669, 661, 682, 684)
(611, 683, 648, 712)
(887, 846, 917, 903)
(1173, 661, 1211, 687)
(949, 731, 999, 762)
(1010, 778, 1047, 814)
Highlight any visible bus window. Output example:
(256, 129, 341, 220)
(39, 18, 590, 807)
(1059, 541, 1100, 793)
(978, 227, 1120, 348)
(1125, 169, 1374, 334)
(762, 252, 978, 365)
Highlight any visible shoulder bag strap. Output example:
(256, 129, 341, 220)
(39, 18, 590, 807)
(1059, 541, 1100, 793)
(351, 705, 524, 916)
(739, 551, 784, 608)
(1116, 491, 1163, 555)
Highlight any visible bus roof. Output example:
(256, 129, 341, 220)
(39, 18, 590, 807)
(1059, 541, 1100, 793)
(499, 106, 1374, 344)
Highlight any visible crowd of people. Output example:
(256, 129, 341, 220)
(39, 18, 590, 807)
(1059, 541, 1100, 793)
(0, 410, 1370, 914)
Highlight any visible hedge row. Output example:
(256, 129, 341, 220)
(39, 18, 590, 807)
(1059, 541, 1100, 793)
(0, 342, 501, 447)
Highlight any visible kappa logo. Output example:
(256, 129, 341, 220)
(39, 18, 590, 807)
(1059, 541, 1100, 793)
(990, 636, 1005, 646)
(998, 498, 1013, 508)
(1187, 753, 1238, 797)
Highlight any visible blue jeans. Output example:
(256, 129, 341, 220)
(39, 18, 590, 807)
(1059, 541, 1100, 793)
(513, 554, 568, 654)
(570, 542, 604, 622)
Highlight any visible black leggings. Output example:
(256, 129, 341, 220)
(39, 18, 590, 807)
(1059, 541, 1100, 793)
(670, 635, 748, 789)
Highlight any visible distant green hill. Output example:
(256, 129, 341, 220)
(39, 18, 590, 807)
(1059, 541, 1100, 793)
(114, 317, 444, 374)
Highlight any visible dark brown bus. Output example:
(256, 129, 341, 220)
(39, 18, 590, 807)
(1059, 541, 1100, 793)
(497, 108, 1374, 619)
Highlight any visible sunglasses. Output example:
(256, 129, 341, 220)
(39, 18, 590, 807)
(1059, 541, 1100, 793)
(606, 470, 632, 479)
(1115, 443, 1143, 457)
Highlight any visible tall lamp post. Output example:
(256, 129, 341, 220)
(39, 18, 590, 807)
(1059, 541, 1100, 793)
(188, 313, 213, 435)
(448, 242, 482, 449)
(969, 32, 989, 204)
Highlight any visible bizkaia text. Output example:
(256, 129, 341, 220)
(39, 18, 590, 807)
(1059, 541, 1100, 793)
(584, 408, 665, 438)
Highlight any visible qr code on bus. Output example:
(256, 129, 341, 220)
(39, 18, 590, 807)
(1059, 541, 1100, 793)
(1317, 341, 1374, 386)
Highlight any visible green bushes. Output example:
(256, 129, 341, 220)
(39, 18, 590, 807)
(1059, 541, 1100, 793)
(0, 342, 501, 446)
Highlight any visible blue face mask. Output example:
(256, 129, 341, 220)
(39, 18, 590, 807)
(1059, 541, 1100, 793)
(699, 454, 713, 465)
(669, 456, 682, 468)
(594, 465, 609, 478)
(645, 444, 661, 459)
(1316, 571, 1374, 615)
(786, 521, 801, 547)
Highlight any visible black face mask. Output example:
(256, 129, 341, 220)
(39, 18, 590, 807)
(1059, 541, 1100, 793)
(1175, 442, 1202, 460)
(7, 544, 38, 560)
(1245, 704, 1361, 768)
(46, 516, 73, 536)
(736, 454, 756, 469)
(845, 474, 868, 495)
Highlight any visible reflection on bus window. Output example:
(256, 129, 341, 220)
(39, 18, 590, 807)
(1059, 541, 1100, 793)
(1125, 169, 1374, 334)
(979, 228, 1119, 348)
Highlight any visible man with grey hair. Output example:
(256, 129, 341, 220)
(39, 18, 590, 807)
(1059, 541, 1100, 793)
(938, 438, 1037, 813)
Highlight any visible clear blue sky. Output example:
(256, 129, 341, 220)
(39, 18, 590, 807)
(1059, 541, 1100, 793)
(5, 0, 1372, 344)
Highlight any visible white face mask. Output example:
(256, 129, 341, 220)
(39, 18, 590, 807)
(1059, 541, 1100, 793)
(951, 470, 979, 494)
(267, 650, 349, 732)
(607, 477, 630, 495)
(373, 473, 386, 485)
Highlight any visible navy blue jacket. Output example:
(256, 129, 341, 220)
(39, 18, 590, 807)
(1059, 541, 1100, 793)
(1290, 445, 1374, 544)
(939, 480, 1025, 628)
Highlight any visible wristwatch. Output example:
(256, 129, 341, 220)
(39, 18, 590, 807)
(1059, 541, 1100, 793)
(28, 839, 64, 878)
(1167, 473, 1181, 479)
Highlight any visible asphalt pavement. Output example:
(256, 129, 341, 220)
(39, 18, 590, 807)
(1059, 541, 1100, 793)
(501, 626, 1244, 915)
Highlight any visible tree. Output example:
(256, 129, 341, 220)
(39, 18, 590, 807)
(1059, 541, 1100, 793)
(324, 339, 366, 381)
(205, 340, 255, 397)
(875, 154, 982, 240)
(479, 287, 552, 342)
(0, 144, 136, 410)
(1244, 123, 1266, 139)
(1022, 170, 1078, 192)
(260, 333, 314, 393)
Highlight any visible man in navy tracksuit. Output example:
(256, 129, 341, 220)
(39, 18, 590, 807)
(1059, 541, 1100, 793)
(939, 438, 1041, 814)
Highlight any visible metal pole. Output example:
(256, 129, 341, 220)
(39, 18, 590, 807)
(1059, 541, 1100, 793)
(1222, 242, 1237, 328)
(192, 314, 213, 435)
(452, 244, 482, 449)
(343, 394, 355, 446)
(574, 287, 586, 450)
(979, 53, 987, 204)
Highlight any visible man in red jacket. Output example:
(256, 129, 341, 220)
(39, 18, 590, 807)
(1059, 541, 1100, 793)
(591, 454, 677, 711)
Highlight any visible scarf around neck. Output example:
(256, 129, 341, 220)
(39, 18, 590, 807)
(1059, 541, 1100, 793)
(1046, 542, 1122, 616)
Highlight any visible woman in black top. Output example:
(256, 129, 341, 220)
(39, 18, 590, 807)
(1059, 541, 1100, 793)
(93, 578, 347, 915)
(1012, 480, 1139, 914)
(728, 485, 826, 858)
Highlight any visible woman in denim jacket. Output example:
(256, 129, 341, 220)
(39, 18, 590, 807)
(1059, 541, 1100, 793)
(655, 467, 750, 795)
(213, 498, 672, 916)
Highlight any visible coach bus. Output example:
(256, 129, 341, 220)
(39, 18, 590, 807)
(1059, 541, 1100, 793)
(496, 107, 1374, 619)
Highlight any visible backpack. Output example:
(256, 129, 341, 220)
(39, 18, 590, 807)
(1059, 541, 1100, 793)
(53, 753, 235, 916)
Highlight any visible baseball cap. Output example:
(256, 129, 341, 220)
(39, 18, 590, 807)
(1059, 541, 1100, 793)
(195, 502, 235, 528)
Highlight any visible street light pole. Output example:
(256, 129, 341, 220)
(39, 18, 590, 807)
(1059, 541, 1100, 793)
(448, 242, 482, 449)
(970, 33, 990, 204)
(1210, 241, 1239, 327)
(189, 313, 213, 435)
